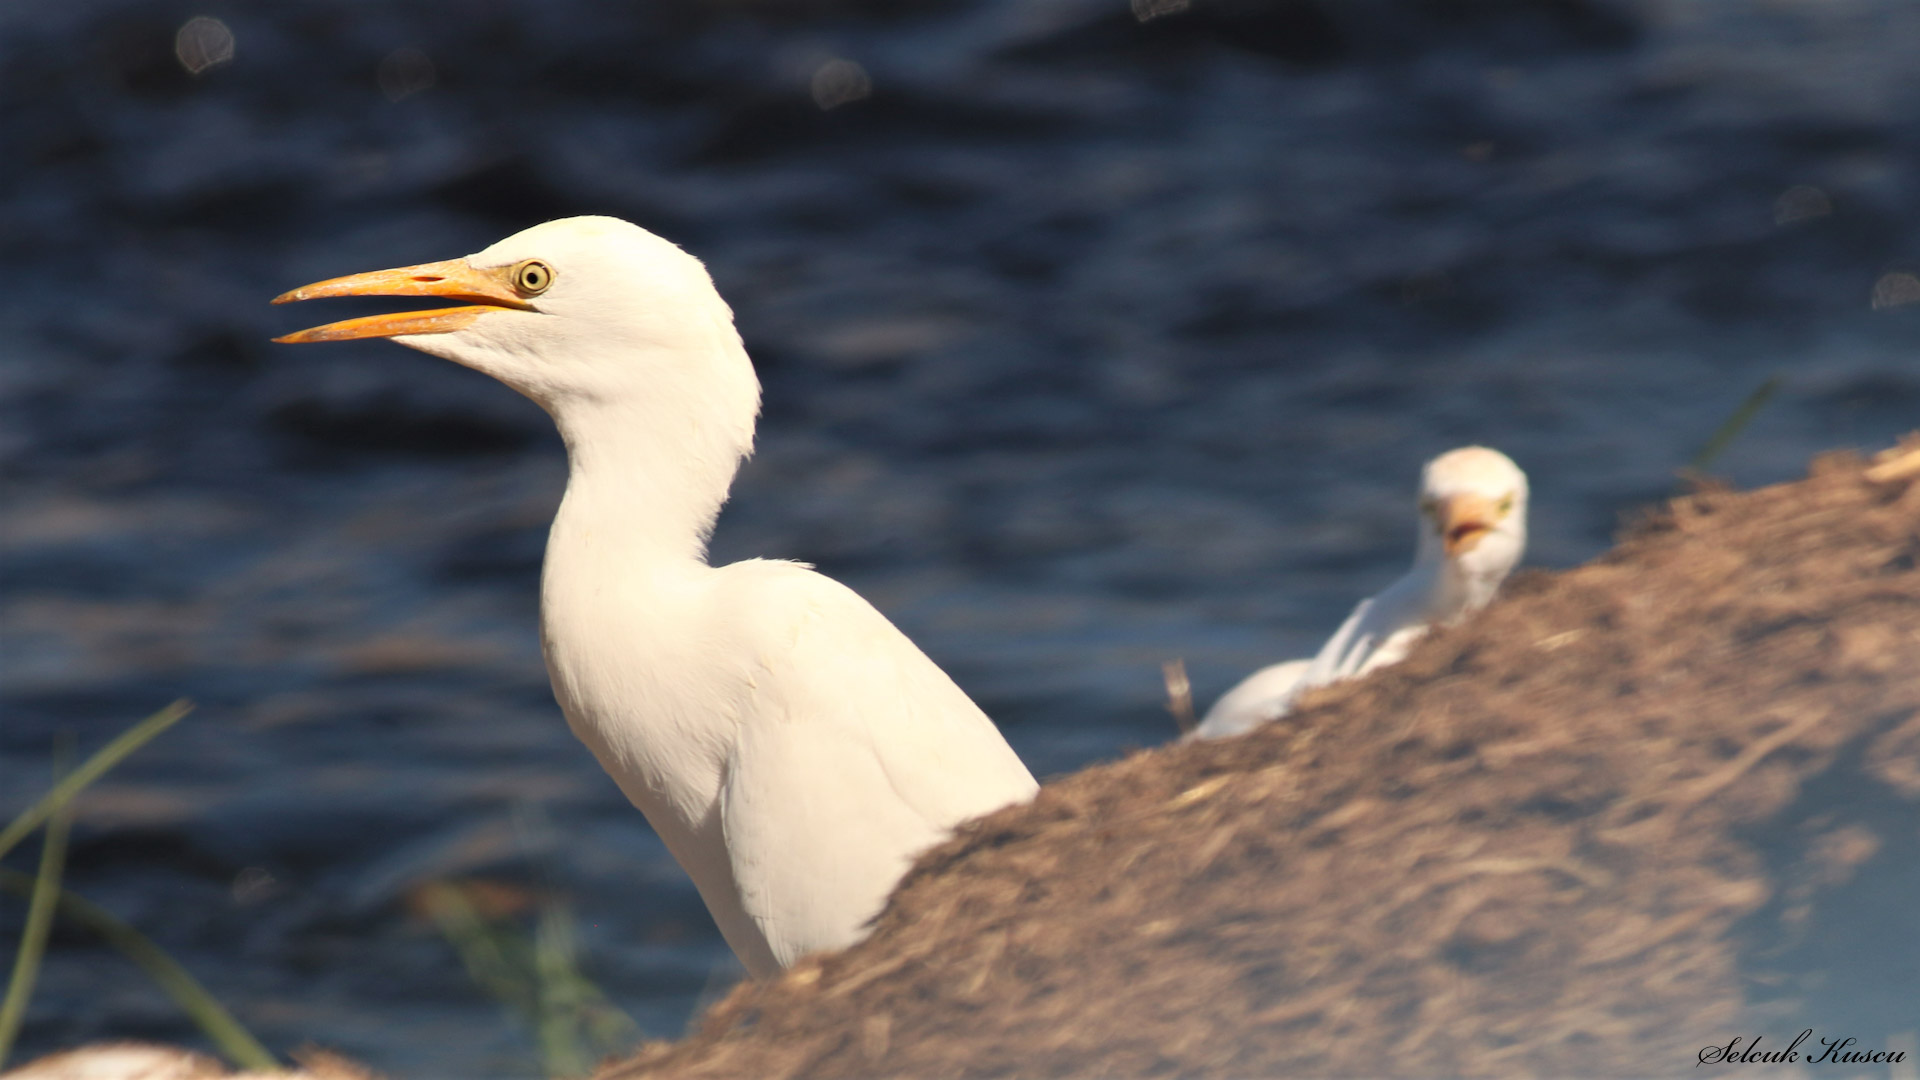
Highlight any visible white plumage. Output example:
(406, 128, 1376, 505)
(1193, 446, 1529, 740)
(274, 216, 1038, 975)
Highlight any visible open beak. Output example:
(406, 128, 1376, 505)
(271, 259, 532, 344)
(1438, 494, 1498, 557)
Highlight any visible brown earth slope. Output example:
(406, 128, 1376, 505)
(601, 447, 1920, 1079)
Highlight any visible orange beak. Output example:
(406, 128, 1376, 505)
(1437, 493, 1498, 557)
(271, 259, 533, 344)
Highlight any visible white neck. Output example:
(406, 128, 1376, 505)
(1405, 545, 1510, 622)
(546, 392, 753, 567)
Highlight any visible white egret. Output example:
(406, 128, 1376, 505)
(1193, 446, 1528, 739)
(273, 216, 1039, 975)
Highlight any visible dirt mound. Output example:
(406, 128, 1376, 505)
(601, 446, 1920, 1079)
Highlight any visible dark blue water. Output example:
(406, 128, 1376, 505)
(4, 0, 1919, 1075)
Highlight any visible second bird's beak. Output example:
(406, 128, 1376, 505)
(1438, 494, 1498, 557)
(272, 259, 532, 344)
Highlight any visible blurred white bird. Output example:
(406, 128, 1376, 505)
(273, 216, 1038, 976)
(0, 1042, 370, 1080)
(1192, 446, 1529, 739)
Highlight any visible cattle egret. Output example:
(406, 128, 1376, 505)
(274, 216, 1039, 975)
(1193, 446, 1528, 739)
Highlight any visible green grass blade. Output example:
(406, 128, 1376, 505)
(534, 900, 587, 1078)
(0, 869, 277, 1072)
(0, 700, 193, 865)
(1689, 375, 1782, 473)
(0, 793, 72, 1068)
(422, 878, 639, 1078)
(420, 883, 540, 1023)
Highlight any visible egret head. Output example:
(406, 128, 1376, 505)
(1414, 445, 1529, 582)
(273, 216, 758, 425)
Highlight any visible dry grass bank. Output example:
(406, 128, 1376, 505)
(603, 446, 1920, 1079)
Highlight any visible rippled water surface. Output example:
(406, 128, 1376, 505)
(4, 0, 1920, 1074)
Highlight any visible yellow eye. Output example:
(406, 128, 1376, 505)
(513, 259, 554, 296)
(1498, 494, 1514, 516)
(1419, 498, 1438, 519)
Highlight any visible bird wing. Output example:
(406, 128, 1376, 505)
(1350, 623, 1429, 677)
(1192, 658, 1312, 739)
(1301, 572, 1434, 693)
(714, 561, 1037, 969)
(1303, 595, 1380, 686)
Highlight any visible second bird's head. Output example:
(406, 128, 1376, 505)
(273, 216, 759, 421)
(1415, 446, 1529, 581)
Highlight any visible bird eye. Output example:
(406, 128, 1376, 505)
(512, 260, 554, 296)
(1498, 495, 1514, 515)
(1419, 498, 1438, 519)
